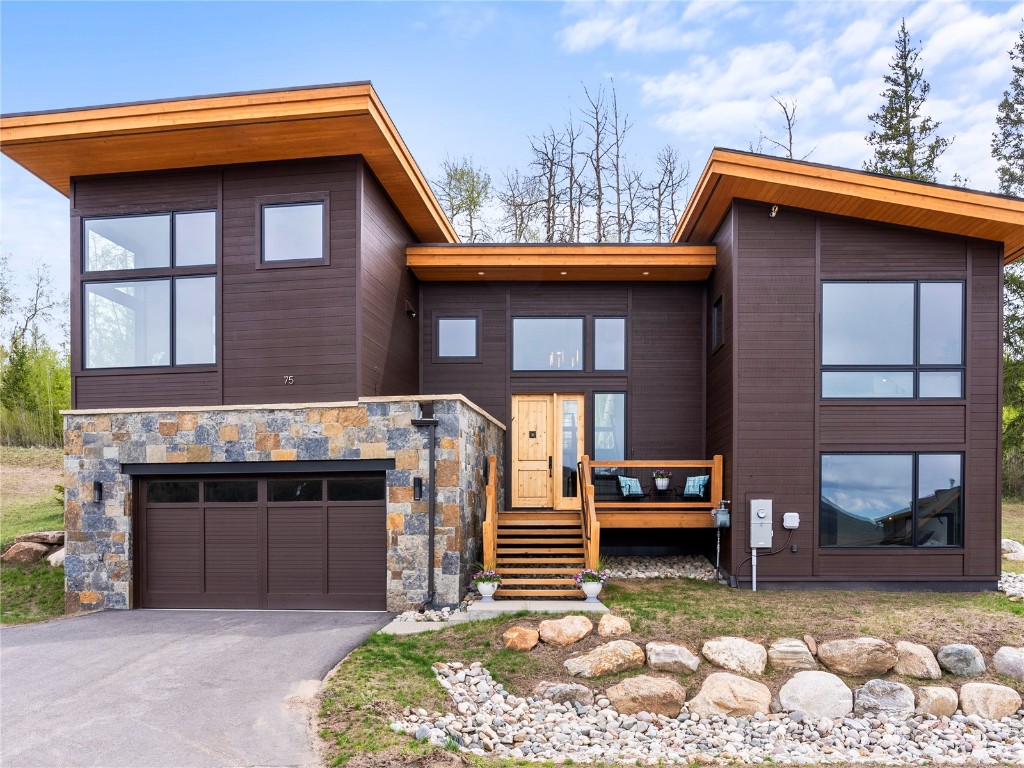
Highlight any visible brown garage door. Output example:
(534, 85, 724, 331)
(139, 474, 386, 610)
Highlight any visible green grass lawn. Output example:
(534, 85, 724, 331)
(1, 445, 66, 624)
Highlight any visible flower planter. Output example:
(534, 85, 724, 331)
(477, 581, 498, 602)
(654, 477, 670, 491)
(581, 581, 603, 603)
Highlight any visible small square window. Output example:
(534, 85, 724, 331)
(259, 198, 327, 265)
(437, 317, 478, 358)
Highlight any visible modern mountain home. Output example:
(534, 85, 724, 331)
(2, 82, 1022, 613)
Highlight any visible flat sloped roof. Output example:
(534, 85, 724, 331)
(0, 82, 457, 243)
(674, 149, 1024, 263)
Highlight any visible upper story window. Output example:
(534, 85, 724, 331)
(821, 281, 964, 399)
(594, 318, 626, 371)
(437, 316, 479, 359)
(513, 318, 583, 371)
(82, 210, 216, 369)
(258, 195, 328, 265)
(711, 296, 724, 352)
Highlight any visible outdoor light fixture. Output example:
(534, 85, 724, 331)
(769, 204, 779, 218)
(405, 300, 417, 318)
(413, 476, 423, 500)
(93, 480, 103, 503)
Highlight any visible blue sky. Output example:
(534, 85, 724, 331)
(2, 0, 1022, 340)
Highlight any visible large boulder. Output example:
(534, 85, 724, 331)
(893, 641, 941, 680)
(539, 615, 593, 647)
(606, 674, 686, 716)
(1, 541, 50, 565)
(768, 638, 816, 671)
(15, 530, 64, 545)
(916, 686, 958, 718)
(502, 626, 539, 652)
(564, 640, 645, 678)
(937, 644, 986, 676)
(854, 679, 915, 718)
(959, 683, 1023, 720)
(701, 637, 767, 676)
(533, 681, 593, 707)
(817, 637, 897, 676)
(598, 614, 631, 637)
(646, 642, 701, 673)
(1003, 538, 1024, 554)
(46, 547, 65, 568)
(778, 671, 854, 719)
(992, 647, 1024, 680)
(687, 672, 772, 717)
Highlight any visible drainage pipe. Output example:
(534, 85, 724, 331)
(413, 416, 439, 608)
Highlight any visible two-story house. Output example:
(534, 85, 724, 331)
(2, 82, 1022, 613)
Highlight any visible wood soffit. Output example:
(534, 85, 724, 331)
(406, 244, 717, 281)
(674, 149, 1024, 264)
(0, 82, 458, 243)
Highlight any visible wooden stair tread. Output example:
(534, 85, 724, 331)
(496, 537, 583, 545)
(495, 588, 585, 597)
(496, 547, 585, 554)
(498, 577, 577, 585)
(498, 567, 582, 574)
(497, 555, 585, 563)
(496, 516, 581, 525)
(496, 527, 582, 535)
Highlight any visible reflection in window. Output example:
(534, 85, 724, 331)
(594, 393, 625, 462)
(85, 280, 171, 368)
(560, 399, 580, 499)
(595, 318, 625, 370)
(147, 481, 199, 504)
(919, 283, 964, 364)
(821, 371, 913, 398)
(174, 211, 217, 266)
(327, 474, 386, 501)
(204, 481, 258, 503)
(513, 318, 583, 370)
(85, 215, 171, 271)
(175, 277, 216, 365)
(919, 371, 963, 398)
(262, 203, 324, 262)
(437, 317, 477, 358)
(822, 283, 914, 365)
(268, 478, 323, 502)
(820, 453, 962, 548)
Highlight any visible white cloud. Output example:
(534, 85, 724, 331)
(559, 1, 709, 53)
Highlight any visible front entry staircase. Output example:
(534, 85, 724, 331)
(493, 512, 585, 599)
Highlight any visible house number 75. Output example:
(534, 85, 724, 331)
(283, 375, 294, 385)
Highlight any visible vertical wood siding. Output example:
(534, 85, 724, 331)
(358, 166, 419, 396)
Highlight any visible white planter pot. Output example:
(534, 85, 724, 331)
(581, 581, 603, 603)
(477, 581, 498, 602)
(654, 477, 670, 490)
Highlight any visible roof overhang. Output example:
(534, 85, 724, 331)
(407, 243, 717, 281)
(674, 149, 1024, 264)
(0, 82, 457, 243)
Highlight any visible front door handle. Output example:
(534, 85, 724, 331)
(548, 456, 553, 477)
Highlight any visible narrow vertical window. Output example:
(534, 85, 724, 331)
(593, 393, 626, 462)
(711, 297, 724, 352)
(594, 318, 626, 370)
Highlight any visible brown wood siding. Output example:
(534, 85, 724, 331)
(358, 165, 419, 396)
(724, 204, 1001, 585)
(221, 158, 359, 404)
(707, 209, 735, 573)
(76, 371, 220, 408)
(73, 169, 220, 214)
(966, 245, 1002, 577)
(819, 405, 966, 446)
(730, 202, 818, 580)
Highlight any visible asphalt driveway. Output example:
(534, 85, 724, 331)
(0, 609, 390, 768)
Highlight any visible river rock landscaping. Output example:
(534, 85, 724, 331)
(390, 614, 1024, 764)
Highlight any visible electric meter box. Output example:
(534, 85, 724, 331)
(750, 499, 773, 548)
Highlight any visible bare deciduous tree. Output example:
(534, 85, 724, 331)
(497, 169, 543, 243)
(643, 146, 689, 242)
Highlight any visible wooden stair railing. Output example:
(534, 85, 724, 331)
(582, 479, 600, 571)
(483, 455, 497, 571)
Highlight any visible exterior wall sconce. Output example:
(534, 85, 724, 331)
(405, 300, 417, 318)
(413, 476, 423, 500)
(93, 480, 103, 503)
(769, 204, 779, 218)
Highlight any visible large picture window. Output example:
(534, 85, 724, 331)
(821, 281, 964, 399)
(820, 453, 963, 548)
(82, 210, 216, 369)
(513, 318, 583, 371)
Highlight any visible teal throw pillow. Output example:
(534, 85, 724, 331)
(617, 475, 644, 499)
(684, 474, 710, 499)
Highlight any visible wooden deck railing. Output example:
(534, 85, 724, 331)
(580, 455, 724, 530)
(482, 455, 497, 571)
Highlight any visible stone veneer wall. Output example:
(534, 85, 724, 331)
(62, 395, 504, 614)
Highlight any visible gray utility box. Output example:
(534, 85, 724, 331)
(750, 498, 773, 548)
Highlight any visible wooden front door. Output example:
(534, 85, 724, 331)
(511, 394, 584, 510)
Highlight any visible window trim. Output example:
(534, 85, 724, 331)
(820, 280, 965, 400)
(255, 192, 330, 269)
(511, 316, 586, 373)
(433, 313, 482, 363)
(593, 317, 627, 372)
(819, 451, 964, 550)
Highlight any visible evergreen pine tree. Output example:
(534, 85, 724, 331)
(993, 28, 1024, 197)
(864, 19, 951, 182)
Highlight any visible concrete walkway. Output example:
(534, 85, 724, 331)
(0, 609, 389, 768)
(379, 599, 608, 635)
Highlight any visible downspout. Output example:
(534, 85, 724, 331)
(413, 414, 439, 609)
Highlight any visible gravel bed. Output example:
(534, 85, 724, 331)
(603, 555, 717, 581)
(391, 662, 1024, 765)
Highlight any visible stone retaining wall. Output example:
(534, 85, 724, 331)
(62, 395, 504, 613)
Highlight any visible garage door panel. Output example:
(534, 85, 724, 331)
(205, 507, 260, 595)
(267, 507, 324, 595)
(328, 505, 386, 602)
(146, 507, 202, 594)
